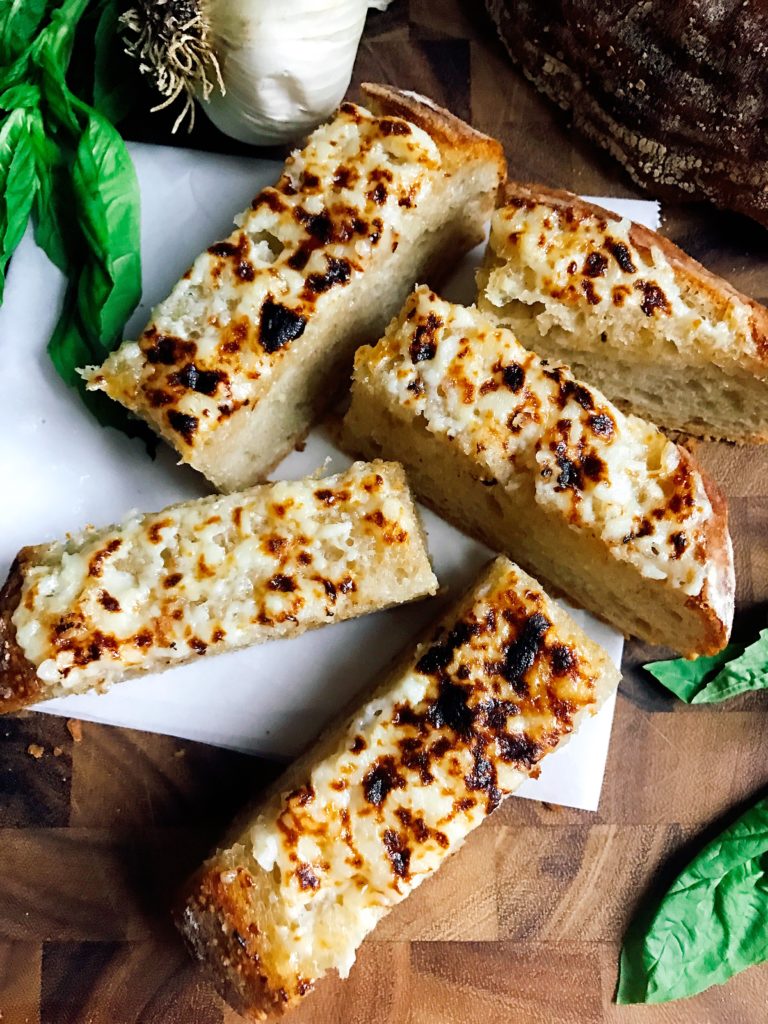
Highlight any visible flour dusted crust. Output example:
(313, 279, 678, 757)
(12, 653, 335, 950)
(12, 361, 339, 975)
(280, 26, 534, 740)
(84, 86, 505, 492)
(344, 288, 734, 656)
(177, 556, 619, 1019)
(485, 0, 768, 228)
(478, 184, 768, 443)
(0, 462, 437, 713)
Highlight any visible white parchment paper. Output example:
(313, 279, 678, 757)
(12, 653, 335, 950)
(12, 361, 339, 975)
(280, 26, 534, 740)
(0, 142, 659, 809)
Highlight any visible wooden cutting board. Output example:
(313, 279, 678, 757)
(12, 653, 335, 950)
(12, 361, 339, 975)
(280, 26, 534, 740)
(2, 3, 768, 1021)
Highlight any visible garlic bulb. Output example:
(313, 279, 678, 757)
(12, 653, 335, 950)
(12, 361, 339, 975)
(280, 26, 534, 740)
(122, 0, 393, 144)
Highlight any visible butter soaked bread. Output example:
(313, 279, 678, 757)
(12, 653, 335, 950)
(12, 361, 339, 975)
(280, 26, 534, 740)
(344, 288, 734, 657)
(84, 85, 506, 492)
(0, 461, 437, 713)
(177, 556, 620, 1019)
(477, 182, 768, 443)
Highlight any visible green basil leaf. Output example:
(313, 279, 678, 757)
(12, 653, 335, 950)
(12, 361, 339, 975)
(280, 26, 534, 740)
(92, 1, 135, 124)
(692, 629, 768, 704)
(0, 0, 49, 65)
(0, 108, 38, 300)
(46, 283, 156, 449)
(37, 0, 90, 69)
(34, 21, 141, 386)
(29, 122, 72, 272)
(70, 107, 141, 352)
(46, 282, 93, 385)
(1, 0, 145, 445)
(0, 81, 42, 111)
(644, 645, 740, 702)
(617, 796, 768, 1004)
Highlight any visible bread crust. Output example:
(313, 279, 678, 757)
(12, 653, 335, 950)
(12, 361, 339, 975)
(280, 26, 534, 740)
(177, 863, 289, 1020)
(0, 552, 45, 713)
(502, 181, 768, 380)
(679, 447, 735, 657)
(361, 83, 507, 182)
(485, 1, 768, 228)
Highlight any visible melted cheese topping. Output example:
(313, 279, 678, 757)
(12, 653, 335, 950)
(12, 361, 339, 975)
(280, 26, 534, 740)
(86, 103, 442, 451)
(356, 287, 712, 595)
(481, 198, 760, 368)
(229, 558, 610, 985)
(12, 462, 432, 691)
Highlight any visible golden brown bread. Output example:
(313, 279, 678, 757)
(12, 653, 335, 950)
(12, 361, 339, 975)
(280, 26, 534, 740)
(0, 554, 40, 711)
(361, 83, 506, 178)
(0, 463, 437, 714)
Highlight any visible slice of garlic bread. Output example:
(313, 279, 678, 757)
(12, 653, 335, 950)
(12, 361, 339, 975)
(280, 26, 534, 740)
(344, 288, 734, 657)
(0, 462, 436, 713)
(177, 556, 619, 1019)
(83, 85, 505, 492)
(477, 182, 768, 443)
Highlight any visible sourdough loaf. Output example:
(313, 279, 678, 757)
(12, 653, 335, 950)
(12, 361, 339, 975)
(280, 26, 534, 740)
(485, 0, 768, 227)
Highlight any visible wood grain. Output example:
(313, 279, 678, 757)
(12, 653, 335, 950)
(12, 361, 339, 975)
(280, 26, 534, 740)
(2, 1, 768, 1021)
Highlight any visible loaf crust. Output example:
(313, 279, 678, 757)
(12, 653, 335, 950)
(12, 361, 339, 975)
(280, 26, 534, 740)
(0, 553, 43, 712)
(485, 0, 768, 228)
(680, 448, 734, 656)
(361, 83, 506, 178)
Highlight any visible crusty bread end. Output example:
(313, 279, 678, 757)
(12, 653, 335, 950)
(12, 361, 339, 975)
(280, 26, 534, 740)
(361, 83, 507, 186)
(0, 553, 44, 712)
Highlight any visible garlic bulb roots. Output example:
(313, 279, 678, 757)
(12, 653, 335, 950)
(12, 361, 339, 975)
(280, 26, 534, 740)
(122, 0, 393, 143)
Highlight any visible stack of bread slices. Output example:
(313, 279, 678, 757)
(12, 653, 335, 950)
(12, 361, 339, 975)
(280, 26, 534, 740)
(3, 85, 762, 1020)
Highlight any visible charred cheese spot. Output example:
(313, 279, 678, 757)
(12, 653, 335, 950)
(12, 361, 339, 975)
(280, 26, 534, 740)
(581, 279, 601, 305)
(167, 410, 198, 444)
(269, 574, 296, 593)
(259, 300, 307, 354)
(88, 539, 122, 578)
(304, 256, 351, 295)
(409, 313, 442, 364)
(605, 237, 637, 273)
(635, 280, 671, 317)
(583, 251, 608, 277)
(169, 364, 227, 396)
(98, 591, 120, 612)
(144, 335, 196, 366)
(502, 363, 525, 392)
(363, 756, 406, 806)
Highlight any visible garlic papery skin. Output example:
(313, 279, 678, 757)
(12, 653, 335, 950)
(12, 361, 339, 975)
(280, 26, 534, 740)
(198, 0, 392, 145)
